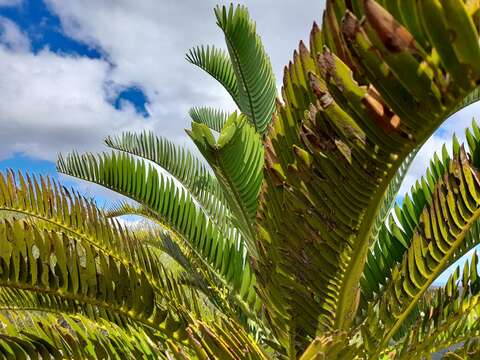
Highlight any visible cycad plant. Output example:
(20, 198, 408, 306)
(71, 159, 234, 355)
(3, 0, 480, 358)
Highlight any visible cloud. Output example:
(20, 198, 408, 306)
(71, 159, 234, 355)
(0, 16, 30, 51)
(0, 44, 151, 160)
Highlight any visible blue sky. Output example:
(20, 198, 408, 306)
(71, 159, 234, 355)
(0, 0, 478, 284)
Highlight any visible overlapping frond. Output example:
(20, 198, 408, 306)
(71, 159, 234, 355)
(363, 144, 480, 354)
(254, 0, 480, 353)
(0, 171, 150, 277)
(214, 4, 277, 135)
(189, 106, 229, 133)
(0, 312, 161, 359)
(0, 171, 212, 341)
(393, 252, 480, 359)
(362, 122, 480, 309)
(0, 218, 177, 335)
(104, 131, 230, 226)
(361, 144, 452, 306)
(57, 151, 260, 316)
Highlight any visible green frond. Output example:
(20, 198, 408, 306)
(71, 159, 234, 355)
(105, 200, 157, 220)
(0, 218, 172, 334)
(56, 150, 260, 316)
(369, 149, 419, 248)
(361, 145, 451, 306)
(366, 143, 480, 354)
(187, 112, 264, 252)
(0, 171, 189, 313)
(183, 318, 270, 360)
(214, 4, 277, 135)
(189, 106, 229, 133)
(104, 131, 230, 226)
(361, 121, 480, 308)
(0, 312, 161, 359)
(254, 0, 480, 353)
(0, 172, 215, 341)
(186, 45, 239, 106)
(393, 251, 480, 359)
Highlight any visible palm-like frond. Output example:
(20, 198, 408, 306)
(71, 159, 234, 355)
(0, 312, 161, 359)
(361, 144, 452, 306)
(0, 171, 212, 339)
(104, 131, 230, 226)
(362, 121, 480, 309)
(365, 144, 480, 355)
(393, 252, 480, 359)
(56, 151, 260, 316)
(0, 217, 185, 336)
(213, 4, 277, 135)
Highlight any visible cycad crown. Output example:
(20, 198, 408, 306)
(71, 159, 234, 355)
(2, 0, 480, 359)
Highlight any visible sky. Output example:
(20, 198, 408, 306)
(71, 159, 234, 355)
(0, 0, 478, 283)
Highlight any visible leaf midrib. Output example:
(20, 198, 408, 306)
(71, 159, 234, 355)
(224, 32, 260, 133)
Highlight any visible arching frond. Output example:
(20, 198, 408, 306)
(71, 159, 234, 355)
(0, 312, 161, 359)
(57, 151, 260, 317)
(214, 4, 277, 135)
(362, 121, 480, 308)
(0, 172, 214, 341)
(104, 131, 230, 226)
(0, 218, 181, 335)
(393, 252, 480, 359)
(0, 171, 190, 309)
(365, 144, 480, 355)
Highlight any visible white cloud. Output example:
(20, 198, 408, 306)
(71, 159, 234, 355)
(0, 16, 30, 52)
(0, 46, 151, 160)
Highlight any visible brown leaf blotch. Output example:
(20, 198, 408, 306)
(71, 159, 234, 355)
(364, 0, 416, 53)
